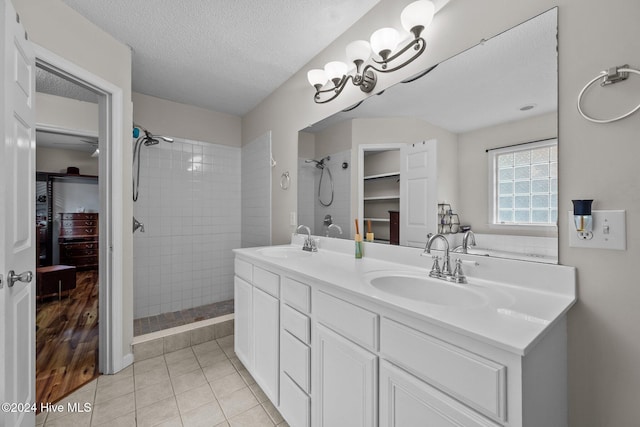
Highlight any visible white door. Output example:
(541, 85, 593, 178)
(315, 325, 377, 427)
(0, 0, 37, 426)
(400, 140, 437, 247)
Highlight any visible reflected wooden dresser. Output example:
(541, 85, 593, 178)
(389, 210, 400, 245)
(59, 212, 99, 270)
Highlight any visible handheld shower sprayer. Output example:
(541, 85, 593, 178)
(132, 124, 175, 201)
(305, 156, 334, 206)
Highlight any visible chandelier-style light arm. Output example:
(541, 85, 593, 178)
(369, 37, 426, 73)
(313, 67, 379, 104)
(313, 74, 354, 104)
(309, 0, 438, 104)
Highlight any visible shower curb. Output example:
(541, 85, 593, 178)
(131, 313, 234, 361)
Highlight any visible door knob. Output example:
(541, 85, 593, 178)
(7, 270, 33, 287)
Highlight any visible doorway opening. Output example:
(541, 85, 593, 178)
(34, 64, 103, 405)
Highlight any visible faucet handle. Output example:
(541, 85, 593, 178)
(451, 258, 467, 284)
(429, 256, 441, 278)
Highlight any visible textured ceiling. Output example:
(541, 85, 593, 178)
(307, 9, 557, 134)
(36, 129, 98, 152)
(61, 0, 381, 116)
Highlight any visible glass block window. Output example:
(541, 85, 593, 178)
(490, 139, 557, 226)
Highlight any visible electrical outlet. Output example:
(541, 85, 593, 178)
(568, 210, 626, 250)
(290, 211, 297, 226)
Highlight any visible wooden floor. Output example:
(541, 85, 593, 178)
(36, 270, 99, 406)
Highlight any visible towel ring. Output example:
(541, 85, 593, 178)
(577, 66, 640, 123)
(280, 171, 290, 190)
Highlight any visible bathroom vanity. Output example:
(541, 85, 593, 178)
(233, 236, 575, 427)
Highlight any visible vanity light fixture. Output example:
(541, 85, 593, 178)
(307, 0, 437, 104)
(572, 199, 594, 240)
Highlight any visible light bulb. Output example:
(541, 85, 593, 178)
(324, 61, 348, 86)
(370, 27, 400, 61)
(346, 40, 372, 68)
(307, 69, 328, 89)
(401, 0, 435, 38)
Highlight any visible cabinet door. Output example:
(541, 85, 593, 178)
(253, 287, 280, 405)
(380, 361, 500, 427)
(234, 276, 253, 369)
(315, 325, 377, 427)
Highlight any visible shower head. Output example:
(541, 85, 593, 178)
(140, 129, 173, 146)
(143, 137, 160, 146)
(134, 124, 174, 144)
(305, 156, 330, 169)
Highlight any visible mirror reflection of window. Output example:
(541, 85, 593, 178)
(489, 139, 558, 226)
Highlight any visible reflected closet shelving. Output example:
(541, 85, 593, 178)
(361, 149, 400, 243)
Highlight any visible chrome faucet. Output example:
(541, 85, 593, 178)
(296, 225, 317, 252)
(326, 223, 343, 237)
(423, 233, 467, 284)
(423, 233, 451, 278)
(463, 230, 476, 252)
(453, 230, 476, 254)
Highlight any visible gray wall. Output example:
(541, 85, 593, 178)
(242, 0, 640, 425)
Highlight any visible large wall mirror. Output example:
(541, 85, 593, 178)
(298, 8, 558, 263)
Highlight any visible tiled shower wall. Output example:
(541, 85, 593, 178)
(298, 149, 351, 238)
(241, 132, 271, 248)
(133, 137, 241, 319)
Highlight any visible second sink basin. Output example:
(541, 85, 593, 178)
(258, 247, 313, 259)
(366, 272, 487, 308)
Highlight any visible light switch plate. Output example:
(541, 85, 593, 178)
(568, 210, 626, 250)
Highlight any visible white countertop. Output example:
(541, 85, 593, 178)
(233, 237, 576, 356)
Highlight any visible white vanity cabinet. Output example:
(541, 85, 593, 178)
(379, 360, 501, 427)
(314, 290, 380, 427)
(234, 248, 573, 427)
(233, 275, 253, 368)
(377, 315, 569, 427)
(280, 277, 313, 427)
(233, 259, 280, 405)
(315, 324, 377, 427)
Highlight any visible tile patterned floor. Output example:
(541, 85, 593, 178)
(36, 335, 288, 427)
(134, 300, 235, 336)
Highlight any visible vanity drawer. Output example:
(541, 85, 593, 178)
(253, 266, 280, 297)
(234, 258, 252, 282)
(280, 372, 310, 427)
(281, 330, 310, 393)
(380, 318, 507, 421)
(315, 291, 378, 352)
(282, 277, 311, 313)
(282, 304, 310, 344)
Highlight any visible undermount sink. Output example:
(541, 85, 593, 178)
(258, 247, 313, 259)
(366, 272, 487, 308)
